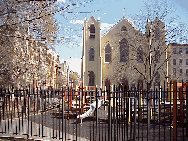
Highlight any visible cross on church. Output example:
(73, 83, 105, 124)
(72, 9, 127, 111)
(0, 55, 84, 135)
(123, 8, 125, 19)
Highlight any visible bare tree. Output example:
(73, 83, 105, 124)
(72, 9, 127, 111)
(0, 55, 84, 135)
(0, 0, 58, 88)
(0, 0, 96, 88)
(56, 71, 67, 89)
(127, 0, 187, 90)
(123, 1, 188, 138)
(69, 71, 79, 89)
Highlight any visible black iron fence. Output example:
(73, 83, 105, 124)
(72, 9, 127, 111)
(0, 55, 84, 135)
(0, 81, 188, 140)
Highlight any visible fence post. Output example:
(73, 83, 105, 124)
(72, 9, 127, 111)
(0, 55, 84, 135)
(128, 96, 131, 123)
(108, 85, 111, 141)
(186, 86, 188, 136)
(95, 87, 98, 124)
(180, 82, 183, 125)
(61, 87, 64, 140)
(134, 96, 136, 141)
(173, 81, 177, 141)
(70, 88, 72, 110)
(147, 82, 150, 141)
(139, 91, 142, 121)
(27, 88, 30, 139)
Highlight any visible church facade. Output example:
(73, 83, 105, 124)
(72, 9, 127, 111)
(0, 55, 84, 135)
(81, 16, 167, 90)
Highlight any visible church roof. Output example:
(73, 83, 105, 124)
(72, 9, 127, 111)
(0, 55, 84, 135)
(88, 16, 96, 23)
(102, 17, 142, 37)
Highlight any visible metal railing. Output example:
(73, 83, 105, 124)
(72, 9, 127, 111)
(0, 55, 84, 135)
(0, 81, 188, 140)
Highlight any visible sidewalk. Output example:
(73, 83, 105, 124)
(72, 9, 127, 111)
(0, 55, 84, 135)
(0, 118, 89, 141)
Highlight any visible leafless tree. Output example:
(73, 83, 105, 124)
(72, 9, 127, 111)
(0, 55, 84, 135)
(128, 0, 187, 90)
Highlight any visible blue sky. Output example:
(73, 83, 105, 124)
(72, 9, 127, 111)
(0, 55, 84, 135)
(54, 0, 188, 76)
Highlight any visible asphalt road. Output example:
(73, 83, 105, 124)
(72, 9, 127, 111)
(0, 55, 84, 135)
(29, 105, 188, 141)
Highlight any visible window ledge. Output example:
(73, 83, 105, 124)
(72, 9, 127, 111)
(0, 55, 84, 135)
(104, 61, 111, 63)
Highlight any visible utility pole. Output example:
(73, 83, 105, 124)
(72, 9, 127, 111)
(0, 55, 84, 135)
(67, 57, 71, 88)
(67, 65, 69, 87)
(147, 24, 153, 140)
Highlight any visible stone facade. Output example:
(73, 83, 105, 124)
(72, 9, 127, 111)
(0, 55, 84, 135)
(167, 43, 188, 82)
(81, 16, 167, 90)
(0, 31, 60, 89)
(81, 16, 102, 88)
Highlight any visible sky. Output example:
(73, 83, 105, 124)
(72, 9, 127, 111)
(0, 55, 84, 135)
(54, 0, 188, 76)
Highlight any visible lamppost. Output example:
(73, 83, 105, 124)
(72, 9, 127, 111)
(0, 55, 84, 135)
(147, 25, 153, 140)
(55, 65, 61, 89)
(66, 57, 71, 88)
(67, 65, 69, 87)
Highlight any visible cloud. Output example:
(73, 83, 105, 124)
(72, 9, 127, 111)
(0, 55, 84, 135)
(70, 20, 84, 25)
(57, 0, 66, 3)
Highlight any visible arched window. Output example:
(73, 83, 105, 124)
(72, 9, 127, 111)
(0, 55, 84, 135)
(105, 45, 111, 62)
(131, 84, 136, 91)
(88, 71, 95, 86)
(89, 48, 94, 61)
(105, 78, 111, 99)
(137, 79, 143, 90)
(121, 26, 127, 31)
(90, 24, 95, 38)
(120, 78, 129, 91)
(119, 38, 129, 62)
(137, 46, 143, 63)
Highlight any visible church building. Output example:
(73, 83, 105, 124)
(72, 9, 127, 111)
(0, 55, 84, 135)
(81, 16, 167, 90)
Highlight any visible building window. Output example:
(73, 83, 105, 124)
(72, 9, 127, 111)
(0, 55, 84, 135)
(186, 59, 188, 65)
(173, 68, 176, 76)
(180, 69, 182, 76)
(105, 44, 111, 62)
(89, 48, 94, 61)
(186, 69, 188, 76)
(147, 29, 151, 38)
(119, 38, 129, 62)
(179, 48, 182, 54)
(88, 71, 95, 86)
(155, 50, 160, 63)
(173, 59, 176, 65)
(173, 48, 176, 54)
(137, 46, 143, 63)
(179, 59, 182, 65)
(90, 24, 95, 38)
(121, 26, 127, 31)
(186, 48, 188, 54)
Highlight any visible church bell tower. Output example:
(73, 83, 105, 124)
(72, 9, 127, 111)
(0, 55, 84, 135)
(81, 16, 102, 88)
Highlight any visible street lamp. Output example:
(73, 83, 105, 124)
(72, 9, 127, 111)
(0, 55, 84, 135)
(66, 57, 71, 88)
(67, 66, 69, 87)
